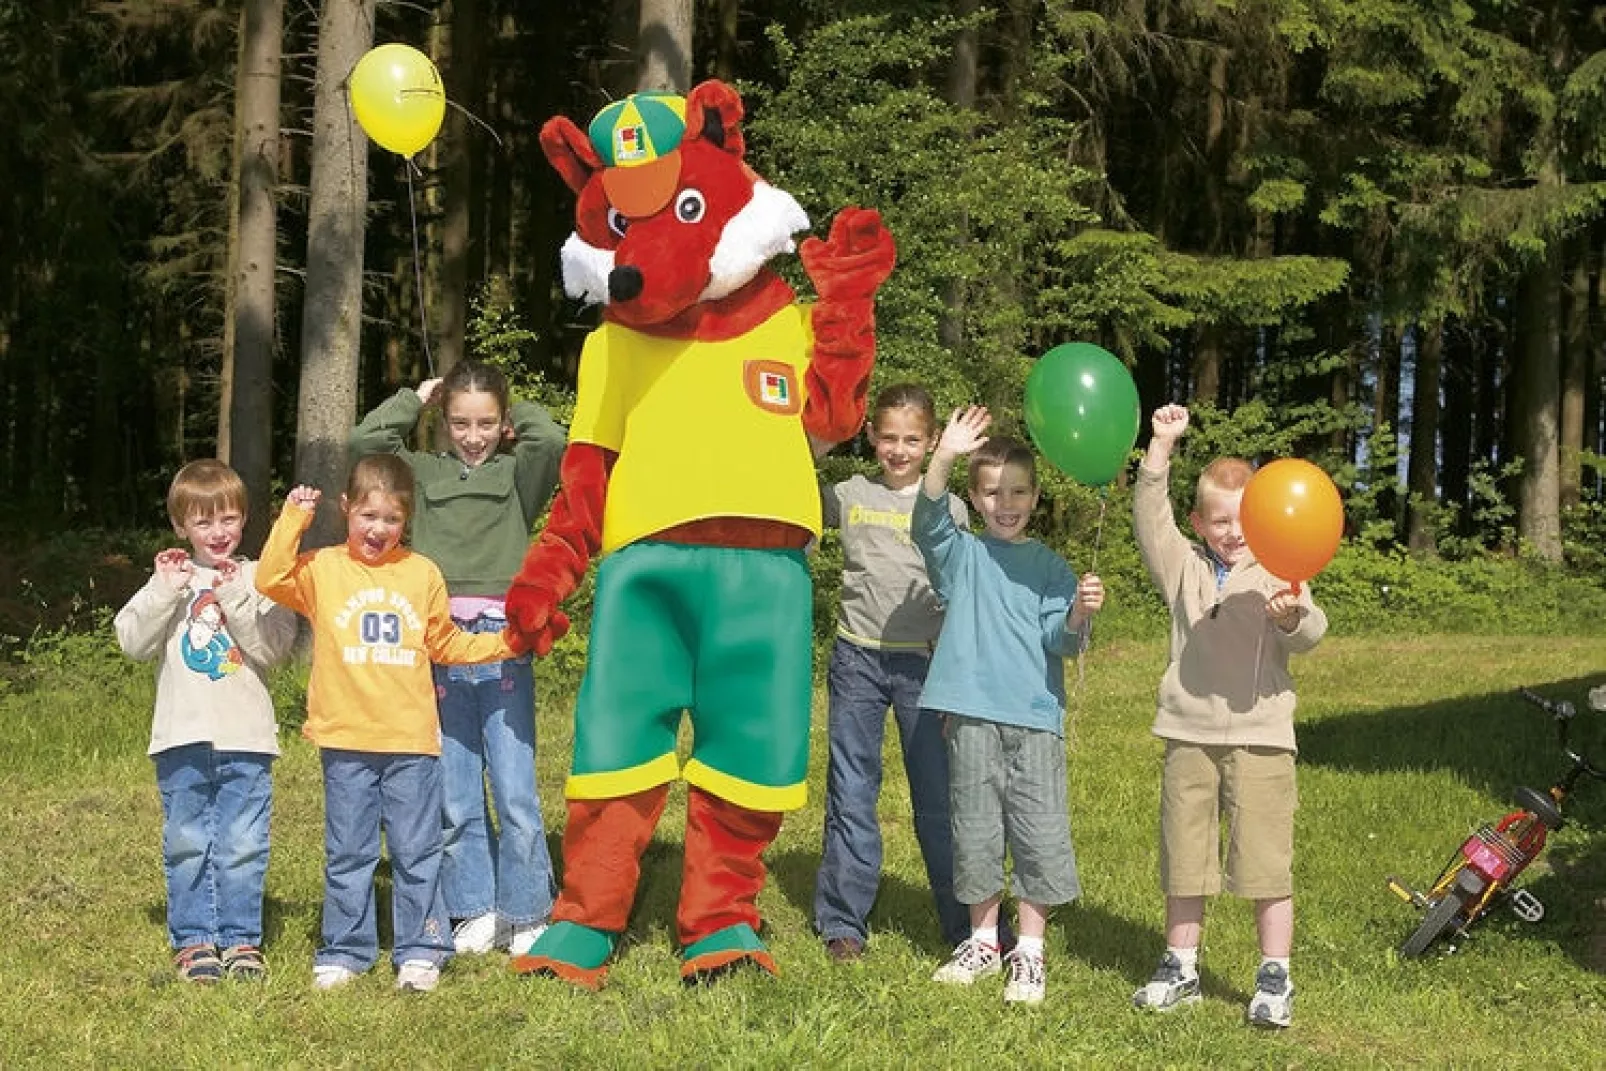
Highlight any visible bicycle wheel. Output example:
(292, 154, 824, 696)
(1400, 871, 1482, 958)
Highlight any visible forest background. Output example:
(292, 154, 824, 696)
(4, 0, 1606, 653)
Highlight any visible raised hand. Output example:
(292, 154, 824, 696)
(936, 405, 992, 460)
(287, 485, 321, 513)
(799, 207, 897, 302)
(154, 548, 194, 593)
(1075, 573, 1106, 615)
(416, 378, 443, 406)
(214, 557, 241, 586)
(1151, 404, 1190, 443)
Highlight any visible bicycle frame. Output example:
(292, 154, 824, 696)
(1387, 687, 1604, 958)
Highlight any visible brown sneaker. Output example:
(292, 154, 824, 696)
(824, 936, 865, 963)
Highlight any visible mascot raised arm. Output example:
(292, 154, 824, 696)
(505, 80, 895, 988)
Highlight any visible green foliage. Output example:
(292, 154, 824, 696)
(467, 277, 577, 425)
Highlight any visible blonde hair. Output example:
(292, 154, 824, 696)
(345, 454, 416, 522)
(1195, 457, 1253, 509)
(167, 460, 247, 527)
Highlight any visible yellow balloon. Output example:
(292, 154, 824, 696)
(349, 43, 446, 157)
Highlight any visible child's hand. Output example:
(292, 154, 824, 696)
(1151, 404, 1190, 443)
(1267, 589, 1304, 632)
(214, 558, 241, 587)
(936, 405, 992, 459)
(154, 548, 194, 592)
(287, 485, 321, 513)
(1075, 573, 1106, 615)
(416, 378, 443, 406)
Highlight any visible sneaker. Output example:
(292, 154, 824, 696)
(824, 936, 865, 963)
(1246, 962, 1294, 1028)
(452, 912, 500, 954)
(1002, 948, 1046, 1005)
(1132, 951, 1201, 1011)
(932, 936, 1003, 985)
(174, 943, 222, 985)
(395, 960, 441, 993)
(508, 923, 548, 958)
(312, 964, 358, 991)
(220, 944, 268, 982)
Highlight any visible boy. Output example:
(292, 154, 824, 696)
(1130, 404, 1327, 1029)
(115, 459, 298, 983)
(915, 405, 1104, 1005)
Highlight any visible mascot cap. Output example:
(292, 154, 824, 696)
(588, 91, 688, 219)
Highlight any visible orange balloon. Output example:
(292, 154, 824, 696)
(1240, 458, 1344, 588)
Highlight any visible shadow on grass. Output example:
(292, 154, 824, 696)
(144, 892, 317, 951)
(1300, 672, 1606, 830)
(768, 847, 954, 957)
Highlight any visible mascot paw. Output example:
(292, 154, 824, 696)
(800, 207, 896, 301)
(510, 920, 614, 991)
(505, 583, 569, 657)
(679, 923, 778, 985)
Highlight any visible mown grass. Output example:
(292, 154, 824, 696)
(3, 632, 1606, 1068)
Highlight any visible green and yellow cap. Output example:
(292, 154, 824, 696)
(587, 91, 688, 218)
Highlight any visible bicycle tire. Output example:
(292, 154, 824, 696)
(1400, 876, 1478, 958)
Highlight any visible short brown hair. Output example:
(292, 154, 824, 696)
(870, 383, 937, 436)
(345, 454, 416, 521)
(167, 460, 247, 527)
(1195, 457, 1253, 508)
(969, 435, 1038, 490)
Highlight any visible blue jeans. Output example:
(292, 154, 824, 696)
(154, 744, 273, 950)
(813, 639, 968, 947)
(317, 750, 453, 971)
(434, 622, 555, 926)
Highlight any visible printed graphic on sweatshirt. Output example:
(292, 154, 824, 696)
(333, 587, 424, 668)
(847, 503, 914, 546)
(181, 588, 244, 680)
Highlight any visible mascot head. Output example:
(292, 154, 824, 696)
(540, 80, 809, 330)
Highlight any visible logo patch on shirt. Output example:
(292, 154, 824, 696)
(743, 360, 802, 415)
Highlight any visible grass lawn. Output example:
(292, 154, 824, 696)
(4, 632, 1606, 1068)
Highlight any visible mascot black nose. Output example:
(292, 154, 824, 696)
(609, 265, 644, 303)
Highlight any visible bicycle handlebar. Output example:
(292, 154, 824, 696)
(1518, 688, 1576, 720)
(1518, 688, 1606, 783)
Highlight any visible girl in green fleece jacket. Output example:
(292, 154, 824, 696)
(350, 360, 565, 958)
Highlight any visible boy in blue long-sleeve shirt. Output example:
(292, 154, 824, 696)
(913, 405, 1104, 1005)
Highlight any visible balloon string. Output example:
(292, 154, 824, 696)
(405, 160, 435, 378)
(1068, 485, 1109, 752)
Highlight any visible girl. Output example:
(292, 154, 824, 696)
(812, 383, 971, 960)
(255, 455, 521, 991)
(350, 361, 565, 957)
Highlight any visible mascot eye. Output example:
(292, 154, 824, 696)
(675, 190, 706, 224)
(607, 208, 630, 237)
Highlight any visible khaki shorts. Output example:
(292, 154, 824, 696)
(1159, 742, 1296, 900)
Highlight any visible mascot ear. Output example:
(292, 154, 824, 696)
(684, 79, 746, 158)
(539, 116, 603, 194)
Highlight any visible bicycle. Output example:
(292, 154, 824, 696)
(1385, 686, 1606, 958)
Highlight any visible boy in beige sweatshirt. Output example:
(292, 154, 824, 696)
(1129, 404, 1327, 1029)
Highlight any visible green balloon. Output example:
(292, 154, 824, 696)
(1023, 342, 1141, 485)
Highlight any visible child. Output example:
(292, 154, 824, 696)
(916, 406, 1104, 1005)
(813, 384, 971, 961)
(114, 460, 298, 984)
(350, 360, 564, 957)
(255, 454, 521, 992)
(1129, 404, 1327, 1029)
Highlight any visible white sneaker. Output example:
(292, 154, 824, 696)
(1246, 962, 1294, 1028)
(395, 960, 441, 993)
(932, 936, 1003, 985)
(508, 923, 549, 957)
(1132, 951, 1202, 1011)
(312, 964, 358, 991)
(1003, 948, 1046, 1005)
(452, 912, 500, 954)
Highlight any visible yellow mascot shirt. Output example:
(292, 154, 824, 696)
(570, 304, 824, 555)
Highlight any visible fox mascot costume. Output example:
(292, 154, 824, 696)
(505, 80, 895, 987)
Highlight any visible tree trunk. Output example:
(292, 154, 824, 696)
(1374, 321, 1401, 532)
(295, 0, 373, 547)
(1406, 320, 1443, 553)
(713, 0, 739, 81)
(1193, 324, 1222, 405)
(229, 0, 284, 555)
(638, 0, 692, 93)
(1559, 237, 1588, 508)
(436, 0, 486, 380)
(1513, 253, 1564, 561)
(939, 0, 978, 353)
(1440, 318, 1473, 523)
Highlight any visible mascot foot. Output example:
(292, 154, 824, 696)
(510, 921, 615, 991)
(679, 923, 777, 985)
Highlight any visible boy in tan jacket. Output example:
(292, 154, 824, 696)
(1130, 404, 1327, 1029)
